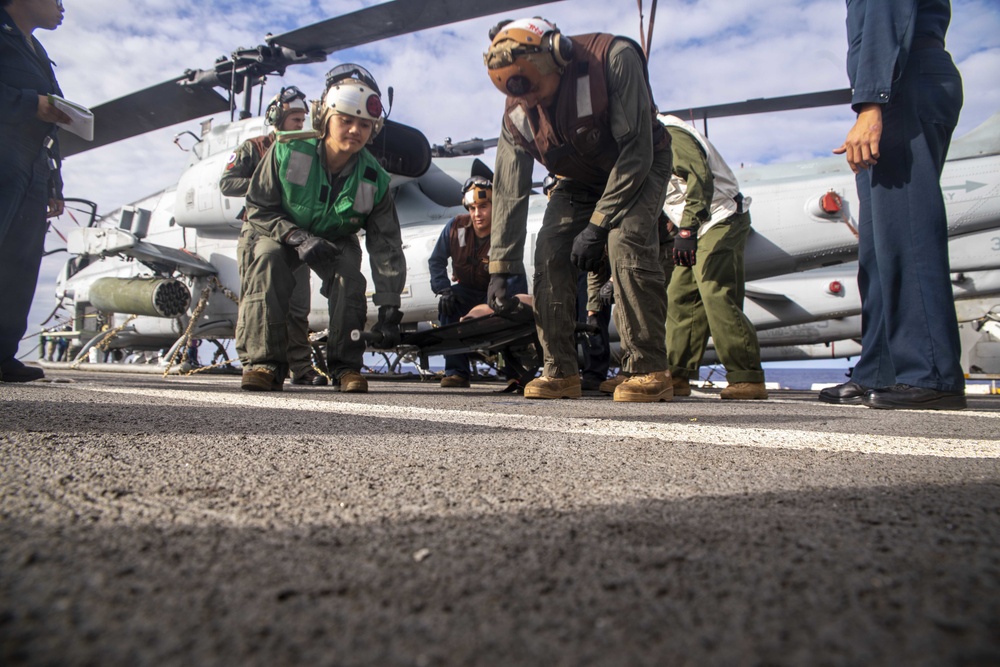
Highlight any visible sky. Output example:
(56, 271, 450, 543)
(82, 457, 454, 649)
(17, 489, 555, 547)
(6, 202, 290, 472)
(16, 0, 1000, 363)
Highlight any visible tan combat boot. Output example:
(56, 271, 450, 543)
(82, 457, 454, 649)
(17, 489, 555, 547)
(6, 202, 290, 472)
(599, 373, 627, 394)
(672, 376, 691, 397)
(440, 375, 471, 388)
(339, 370, 369, 393)
(241, 368, 284, 392)
(721, 382, 769, 400)
(614, 371, 673, 403)
(524, 375, 582, 399)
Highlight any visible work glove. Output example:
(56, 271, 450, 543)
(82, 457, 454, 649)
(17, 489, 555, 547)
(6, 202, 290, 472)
(438, 288, 458, 318)
(672, 228, 698, 267)
(487, 273, 518, 315)
(570, 223, 610, 273)
(285, 229, 340, 270)
(372, 305, 403, 348)
(598, 280, 615, 307)
(584, 313, 605, 356)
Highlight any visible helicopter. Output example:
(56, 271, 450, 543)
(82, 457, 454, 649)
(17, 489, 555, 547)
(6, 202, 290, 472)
(30, 0, 1000, 377)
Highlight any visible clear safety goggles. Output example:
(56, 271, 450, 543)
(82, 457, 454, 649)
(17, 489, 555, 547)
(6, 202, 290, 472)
(278, 86, 306, 104)
(325, 63, 382, 96)
(462, 176, 492, 193)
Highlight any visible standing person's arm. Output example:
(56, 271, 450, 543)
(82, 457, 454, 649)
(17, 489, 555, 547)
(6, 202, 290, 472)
(488, 127, 535, 276)
(669, 128, 713, 233)
(834, 0, 915, 172)
(245, 147, 301, 243)
(590, 39, 655, 228)
(219, 141, 260, 198)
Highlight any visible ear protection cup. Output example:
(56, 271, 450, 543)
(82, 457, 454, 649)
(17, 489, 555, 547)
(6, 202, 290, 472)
(310, 100, 325, 133)
(544, 31, 573, 68)
(264, 99, 281, 126)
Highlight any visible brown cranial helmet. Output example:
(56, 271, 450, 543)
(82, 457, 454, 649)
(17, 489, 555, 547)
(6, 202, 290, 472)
(483, 17, 573, 97)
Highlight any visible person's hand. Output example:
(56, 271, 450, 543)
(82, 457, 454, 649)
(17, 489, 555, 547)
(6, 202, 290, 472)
(672, 228, 697, 266)
(570, 223, 610, 273)
(46, 199, 64, 218)
(372, 305, 403, 348)
(833, 104, 882, 174)
(37, 95, 71, 124)
(438, 288, 457, 317)
(285, 229, 340, 269)
(598, 279, 614, 307)
(487, 273, 517, 314)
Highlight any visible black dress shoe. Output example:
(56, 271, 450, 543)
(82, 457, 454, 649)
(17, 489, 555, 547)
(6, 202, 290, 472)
(863, 384, 967, 410)
(0, 360, 44, 383)
(818, 381, 869, 404)
(291, 368, 328, 386)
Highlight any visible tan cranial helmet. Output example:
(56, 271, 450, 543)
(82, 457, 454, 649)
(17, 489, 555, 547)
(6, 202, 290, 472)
(311, 63, 385, 141)
(462, 175, 492, 209)
(483, 17, 573, 97)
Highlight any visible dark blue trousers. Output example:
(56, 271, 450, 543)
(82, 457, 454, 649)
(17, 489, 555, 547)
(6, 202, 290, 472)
(0, 156, 49, 368)
(851, 47, 964, 393)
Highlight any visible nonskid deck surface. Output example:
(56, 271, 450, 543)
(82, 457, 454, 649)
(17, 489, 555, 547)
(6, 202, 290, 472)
(2, 369, 999, 665)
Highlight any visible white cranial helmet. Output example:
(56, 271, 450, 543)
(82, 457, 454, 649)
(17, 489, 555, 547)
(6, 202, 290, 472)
(313, 63, 385, 140)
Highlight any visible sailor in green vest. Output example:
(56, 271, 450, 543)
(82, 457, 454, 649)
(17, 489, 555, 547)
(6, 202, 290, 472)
(237, 64, 406, 393)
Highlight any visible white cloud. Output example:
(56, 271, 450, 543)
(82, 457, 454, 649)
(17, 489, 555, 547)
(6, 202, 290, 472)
(17, 0, 1000, 359)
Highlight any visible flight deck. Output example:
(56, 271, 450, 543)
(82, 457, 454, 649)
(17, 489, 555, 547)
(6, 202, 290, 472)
(2, 368, 998, 665)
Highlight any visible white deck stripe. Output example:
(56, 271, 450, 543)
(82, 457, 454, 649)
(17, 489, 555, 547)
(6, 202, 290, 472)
(72, 385, 1000, 460)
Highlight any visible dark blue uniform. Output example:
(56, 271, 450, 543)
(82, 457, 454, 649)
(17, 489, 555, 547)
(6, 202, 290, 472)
(0, 8, 63, 372)
(846, 0, 964, 394)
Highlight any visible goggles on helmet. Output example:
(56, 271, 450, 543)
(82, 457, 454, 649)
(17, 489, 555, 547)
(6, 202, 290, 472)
(325, 63, 382, 96)
(265, 86, 308, 127)
(279, 86, 307, 105)
(317, 63, 386, 139)
(462, 176, 493, 208)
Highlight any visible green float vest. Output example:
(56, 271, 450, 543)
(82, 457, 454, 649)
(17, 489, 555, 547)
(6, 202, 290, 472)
(273, 138, 390, 240)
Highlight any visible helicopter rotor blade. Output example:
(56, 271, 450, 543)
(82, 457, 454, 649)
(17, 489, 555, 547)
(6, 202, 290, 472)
(60, 0, 562, 158)
(59, 76, 231, 159)
(662, 89, 853, 125)
(270, 0, 561, 55)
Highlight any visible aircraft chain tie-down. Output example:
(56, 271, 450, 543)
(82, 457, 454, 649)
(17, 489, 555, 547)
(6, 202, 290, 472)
(163, 276, 239, 377)
(70, 314, 139, 370)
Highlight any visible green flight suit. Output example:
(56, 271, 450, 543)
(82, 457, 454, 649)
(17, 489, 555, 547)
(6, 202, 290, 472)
(237, 141, 405, 380)
(664, 126, 764, 384)
(219, 134, 314, 379)
(491, 40, 671, 377)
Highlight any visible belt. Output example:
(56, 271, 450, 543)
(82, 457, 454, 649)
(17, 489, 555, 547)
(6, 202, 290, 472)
(912, 36, 944, 51)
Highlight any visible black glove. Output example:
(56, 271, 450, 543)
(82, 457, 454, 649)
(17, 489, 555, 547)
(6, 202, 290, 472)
(487, 273, 517, 315)
(570, 223, 610, 273)
(285, 229, 340, 269)
(372, 305, 403, 348)
(584, 314, 605, 356)
(672, 228, 698, 267)
(438, 288, 458, 318)
(598, 280, 614, 307)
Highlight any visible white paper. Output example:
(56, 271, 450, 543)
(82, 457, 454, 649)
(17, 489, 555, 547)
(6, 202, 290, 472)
(49, 94, 94, 142)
